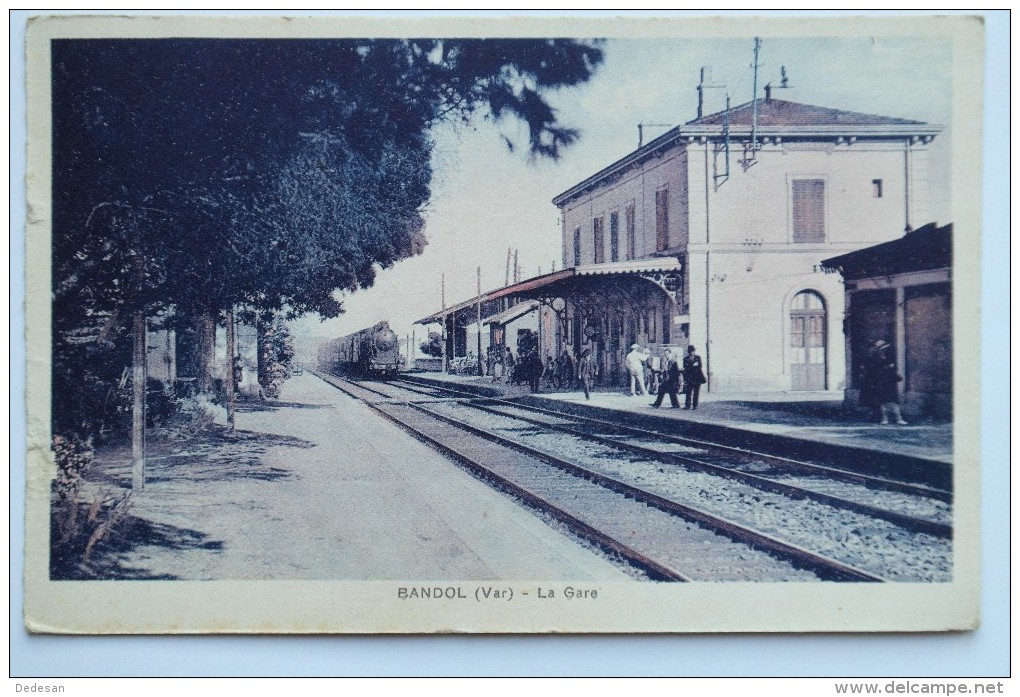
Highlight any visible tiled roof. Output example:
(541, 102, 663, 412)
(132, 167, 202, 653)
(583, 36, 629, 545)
(688, 98, 926, 127)
(552, 98, 940, 206)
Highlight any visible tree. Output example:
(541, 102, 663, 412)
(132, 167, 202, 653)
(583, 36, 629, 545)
(257, 317, 296, 399)
(51, 38, 605, 435)
(420, 332, 444, 358)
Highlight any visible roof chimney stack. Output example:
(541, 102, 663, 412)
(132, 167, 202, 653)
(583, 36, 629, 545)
(765, 66, 792, 104)
(696, 66, 725, 119)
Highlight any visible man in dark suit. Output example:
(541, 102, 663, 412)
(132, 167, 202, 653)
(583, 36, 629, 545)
(682, 345, 707, 409)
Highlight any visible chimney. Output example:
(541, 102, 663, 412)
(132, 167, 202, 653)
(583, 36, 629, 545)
(765, 84, 772, 102)
(696, 67, 725, 119)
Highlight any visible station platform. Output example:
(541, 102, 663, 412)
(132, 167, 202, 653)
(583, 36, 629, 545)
(404, 371, 954, 466)
(72, 373, 633, 581)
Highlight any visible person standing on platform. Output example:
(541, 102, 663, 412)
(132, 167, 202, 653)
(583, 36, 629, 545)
(525, 350, 543, 393)
(577, 347, 597, 400)
(624, 343, 648, 397)
(682, 345, 707, 410)
(556, 349, 574, 389)
(650, 349, 681, 408)
(544, 352, 556, 389)
(862, 339, 908, 425)
(504, 347, 515, 384)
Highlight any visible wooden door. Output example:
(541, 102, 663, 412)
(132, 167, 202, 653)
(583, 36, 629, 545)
(790, 291, 826, 390)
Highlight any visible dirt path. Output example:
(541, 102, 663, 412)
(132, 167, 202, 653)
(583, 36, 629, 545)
(82, 374, 631, 581)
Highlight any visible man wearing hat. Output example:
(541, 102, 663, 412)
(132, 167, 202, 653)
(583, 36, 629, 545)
(624, 343, 648, 397)
(861, 339, 908, 425)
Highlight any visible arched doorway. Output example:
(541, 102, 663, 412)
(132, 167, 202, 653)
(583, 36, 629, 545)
(790, 290, 827, 390)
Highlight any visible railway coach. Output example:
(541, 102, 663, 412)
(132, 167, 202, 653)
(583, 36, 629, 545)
(318, 321, 402, 378)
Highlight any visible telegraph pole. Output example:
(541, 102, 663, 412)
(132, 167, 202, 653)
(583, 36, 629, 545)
(225, 306, 236, 432)
(131, 309, 146, 492)
(476, 266, 483, 376)
(440, 273, 447, 373)
(130, 238, 146, 493)
(751, 37, 762, 151)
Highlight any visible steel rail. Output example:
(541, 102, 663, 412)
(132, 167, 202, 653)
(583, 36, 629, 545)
(392, 376, 952, 503)
(314, 371, 690, 581)
(395, 393, 885, 583)
(452, 400, 952, 539)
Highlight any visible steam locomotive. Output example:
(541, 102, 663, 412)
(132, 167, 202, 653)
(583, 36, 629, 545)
(317, 321, 402, 378)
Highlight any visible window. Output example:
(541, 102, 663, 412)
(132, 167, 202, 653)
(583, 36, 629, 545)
(573, 227, 581, 267)
(626, 203, 636, 259)
(790, 290, 826, 347)
(609, 211, 620, 262)
(872, 179, 883, 198)
(593, 216, 605, 264)
(662, 309, 671, 344)
(792, 179, 825, 243)
(655, 188, 669, 251)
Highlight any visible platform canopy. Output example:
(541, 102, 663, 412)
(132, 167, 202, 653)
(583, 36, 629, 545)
(415, 258, 683, 326)
(482, 300, 540, 327)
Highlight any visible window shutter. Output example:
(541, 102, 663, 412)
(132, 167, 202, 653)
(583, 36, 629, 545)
(655, 189, 669, 251)
(593, 217, 605, 264)
(792, 179, 825, 242)
(626, 203, 636, 259)
(609, 211, 619, 262)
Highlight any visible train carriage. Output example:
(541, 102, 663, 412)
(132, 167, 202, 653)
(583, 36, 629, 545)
(318, 321, 402, 378)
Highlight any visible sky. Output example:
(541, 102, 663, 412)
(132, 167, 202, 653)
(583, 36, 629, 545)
(290, 30, 955, 360)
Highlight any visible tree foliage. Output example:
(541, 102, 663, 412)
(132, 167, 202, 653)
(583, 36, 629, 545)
(257, 318, 296, 399)
(51, 37, 603, 437)
(420, 331, 444, 358)
(52, 38, 604, 320)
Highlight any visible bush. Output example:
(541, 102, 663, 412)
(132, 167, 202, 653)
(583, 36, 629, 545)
(153, 395, 223, 440)
(52, 433, 94, 544)
(51, 433, 133, 577)
(258, 319, 295, 399)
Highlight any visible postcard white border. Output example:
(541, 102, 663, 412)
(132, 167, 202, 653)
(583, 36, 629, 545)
(19, 11, 989, 646)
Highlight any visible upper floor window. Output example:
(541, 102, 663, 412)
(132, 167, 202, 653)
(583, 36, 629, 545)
(609, 211, 620, 262)
(593, 216, 605, 264)
(626, 203, 636, 259)
(792, 179, 825, 243)
(573, 227, 581, 267)
(872, 179, 883, 198)
(655, 188, 669, 251)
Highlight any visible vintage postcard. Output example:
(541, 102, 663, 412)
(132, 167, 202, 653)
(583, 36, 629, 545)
(24, 13, 984, 634)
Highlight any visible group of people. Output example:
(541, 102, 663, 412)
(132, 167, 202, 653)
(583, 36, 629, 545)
(480, 341, 707, 406)
(625, 343, 706, 409)
(480, 337, 909, 425)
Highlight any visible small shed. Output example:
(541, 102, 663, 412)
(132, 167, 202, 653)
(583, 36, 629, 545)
(821, 222, 952, 418)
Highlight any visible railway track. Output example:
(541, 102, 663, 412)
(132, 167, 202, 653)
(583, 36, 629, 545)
(386, 376, 953, 535)
(315, 370, 907, 583)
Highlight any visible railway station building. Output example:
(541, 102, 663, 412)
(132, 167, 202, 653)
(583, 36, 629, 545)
(419, 93, 944, 393)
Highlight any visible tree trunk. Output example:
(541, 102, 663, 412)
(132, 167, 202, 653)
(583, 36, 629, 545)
(225, 306, 236, 432)
(131, 310, 146, 492)
(195, 309, 216, 394)
(256, 313, 267, 393)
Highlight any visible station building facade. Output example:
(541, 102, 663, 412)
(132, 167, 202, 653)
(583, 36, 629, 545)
(551, 96, 943, 392)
